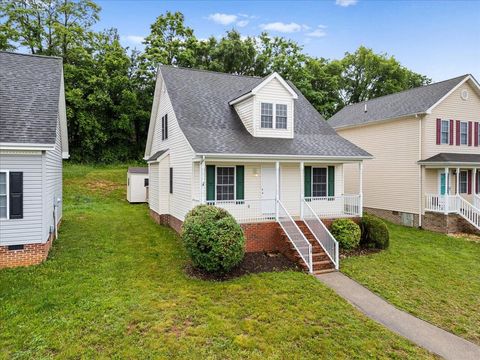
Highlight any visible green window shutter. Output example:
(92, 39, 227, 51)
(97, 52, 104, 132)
(206, 165, 215, 201)
(304, 166, 312, 197)
(236, 166, 244, 200)
(328, 166, 335, 197)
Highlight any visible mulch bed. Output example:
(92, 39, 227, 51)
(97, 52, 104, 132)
(185, 251, 301, 281)
(340, 247, 381, 259)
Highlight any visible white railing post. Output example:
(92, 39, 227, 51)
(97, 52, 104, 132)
(444, 167, 449, 214)
(275, 161, 280, 221)
(359, 162, 363, 217)
(300, 161, 304, 219)
(200, 158, 206, 204)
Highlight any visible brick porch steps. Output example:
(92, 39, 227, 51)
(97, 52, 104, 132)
(278, 220, 336, 274)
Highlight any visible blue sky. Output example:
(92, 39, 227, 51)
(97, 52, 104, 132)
(96, 0, 480, 82)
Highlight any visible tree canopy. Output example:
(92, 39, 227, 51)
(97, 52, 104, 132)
(0, 2, 430, 163)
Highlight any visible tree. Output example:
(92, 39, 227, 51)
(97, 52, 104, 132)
(337, 46, 430, 106)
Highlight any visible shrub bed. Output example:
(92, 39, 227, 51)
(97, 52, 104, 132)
(330, 218, 361, 250)
(360, 214, 390, 249)
(182, 204, 245, 273)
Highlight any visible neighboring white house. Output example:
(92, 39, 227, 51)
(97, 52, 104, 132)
(127, 167, 149, 203)
(144, 66, 371, 273)
(0, 52, 69, 268)
(330, 74, 480, 234)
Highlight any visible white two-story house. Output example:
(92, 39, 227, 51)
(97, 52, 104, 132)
(144, 66, 371, 273)
(330, 74, 480, 234)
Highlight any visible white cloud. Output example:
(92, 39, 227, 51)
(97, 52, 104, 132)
(236, 20, 249, 27)
(306, 25, 327, 37)
(207, 13, 238, 25)
(335, 0, 358, 7)
(260, 22, 306, 33)
(120, 35, 145, 48)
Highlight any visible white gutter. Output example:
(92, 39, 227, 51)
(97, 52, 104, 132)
(0, 142, 55, 151)
(194, 152, 373, 161)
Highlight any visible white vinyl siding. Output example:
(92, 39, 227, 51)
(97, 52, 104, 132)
(148, 163, 159, 213)
(149, 71, 194, 221)
(43, 116, 63, 243)
(233, 97, 254, 135)
(0, 153, 43, 245)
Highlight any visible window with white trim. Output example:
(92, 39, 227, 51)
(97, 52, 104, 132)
(216, 167, 235, 200)
(440, 120, 450, 144)
(276, 104, 287, 129)
(459, 170, 468, 194)
(312, 168, 327, 197)
(0, 172, 7, 219)
(460, 122, 468, 145)
(260, 103, 273, 128)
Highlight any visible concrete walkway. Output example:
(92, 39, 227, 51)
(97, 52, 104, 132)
(317, 272, 480, 360)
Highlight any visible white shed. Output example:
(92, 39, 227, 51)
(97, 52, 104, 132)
(127, 167, 149, 203)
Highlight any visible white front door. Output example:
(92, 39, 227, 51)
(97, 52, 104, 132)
(261, 166, 276, 214)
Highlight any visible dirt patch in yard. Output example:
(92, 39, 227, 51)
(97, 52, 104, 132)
(340, 247, 382, 259)
(448, 233, 480, 243)
(85, 179, 122, 194)
(185, 251, 301, 281)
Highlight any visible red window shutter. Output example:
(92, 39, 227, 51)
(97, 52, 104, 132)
(475, 122, 479, 147)
(450, 119, 454, 145)
(456, 120, 460, 145)
(467, 169, 472, 194)
(468, 121, 473, 146)
(436, 118, 441, 145)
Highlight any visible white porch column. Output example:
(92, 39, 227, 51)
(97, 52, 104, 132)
(444, 167, 449, 214)
(200, 158, 206, 204)
(359, 161, 363, 217)
(456, 167, 460, 195)
(275, 161, 280, 221)
(475, 168, 478, 195)
(300, 161, 304, 219)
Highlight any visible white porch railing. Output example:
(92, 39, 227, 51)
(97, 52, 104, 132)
(458, 196, 480, 229)
(277, 200, 313, 272)
(302, 199, 339, 270)
(304, 195, 361, 218)
(193, 199, 276, 223)
(474, 194, 480, 210)
(425, 194, 480, 230)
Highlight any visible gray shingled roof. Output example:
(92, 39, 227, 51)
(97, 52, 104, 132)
(128, 167, 149, 174)
(0, 51, 62, 144)
(160, 66, 370, 158)
(329, 75, 469, 129)
(419, 153, 480, 164)
(147, 149, 168, 162)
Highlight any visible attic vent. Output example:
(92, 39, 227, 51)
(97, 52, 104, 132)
(461, 89, 469, 101)
(364, 103, 368, 113)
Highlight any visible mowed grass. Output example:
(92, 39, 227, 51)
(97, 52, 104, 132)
(342, 221, 480, 345)
(0, 165, 433, 359)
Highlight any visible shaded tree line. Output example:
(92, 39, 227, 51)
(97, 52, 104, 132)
(0, 1, 430, 163)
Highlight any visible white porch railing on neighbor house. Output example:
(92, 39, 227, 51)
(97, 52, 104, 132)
(305, 195, 362, 218)
(425, 194, 480, 230)
(457, 196, 480, 229)
(193, 199, 276, 223)
(277, 200, 313, 272)
(302, 199, 339, 270)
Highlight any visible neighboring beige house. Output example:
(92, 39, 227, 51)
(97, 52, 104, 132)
(330, 74, 480, 234)
(144, 66, 371, 273)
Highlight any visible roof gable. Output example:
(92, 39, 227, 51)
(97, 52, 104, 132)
(330, 75, 476, 129)
(0, 51, 65, 147)
(152, 66, 370, 158)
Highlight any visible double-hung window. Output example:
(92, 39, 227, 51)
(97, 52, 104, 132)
(440, 120, 450, 144)
(275, 104, 287, 129)
(216, 167, 235, 201)
(0, 172, 7, 219)
(460, 122, 468, 145)
(312, 168, 327, 197)
(459, 170, 468, 194)
(261, 103, 273, 128)
(161, 113, 168, 140)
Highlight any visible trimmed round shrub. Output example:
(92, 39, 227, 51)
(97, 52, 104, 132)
(330, 218, 361, 250)
(360, 214, 390, 249)
(182, 204, 245, 273)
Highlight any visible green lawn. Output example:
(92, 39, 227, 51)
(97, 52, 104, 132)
(0, 165, 433, 359)
(342, 221, 480, 346)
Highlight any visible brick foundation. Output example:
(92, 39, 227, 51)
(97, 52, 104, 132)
(149, 210, 297, 258)
(422, 211, 480, 235)
(364, 207, 420, 228)
(0, 228, 56, 269)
